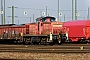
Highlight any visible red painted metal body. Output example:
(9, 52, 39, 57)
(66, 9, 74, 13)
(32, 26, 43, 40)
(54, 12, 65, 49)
(0, 27, 5, 34)
(0, 16, 66, 44)
(41, 22, 63, 35)
(24, 16, 64, 35)
(0, 24, 25, 40)
(36, 16, 64, 35)
(0, 25, 25, 35)
(64, 20, 90, 42)
(25, 23, 38, 35)
(9, 25, 25, 34)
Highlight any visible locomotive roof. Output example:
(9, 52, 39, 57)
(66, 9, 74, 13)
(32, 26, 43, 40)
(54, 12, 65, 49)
(36, 16, 45, 21)
(0, 24, 15, 26)
(12, 24, 25, 26)
(64, 20, 90, 26)
(42, 16, 56, 19)
(30, 23, 36, 24)
(36, 16, 56, 21)
(20, 24, 25, 25)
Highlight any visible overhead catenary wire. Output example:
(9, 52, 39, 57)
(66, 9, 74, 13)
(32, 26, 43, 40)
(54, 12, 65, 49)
(6, 16, 87, 19)
(14, 7, 87, 12)
(6, 6, 89, 23)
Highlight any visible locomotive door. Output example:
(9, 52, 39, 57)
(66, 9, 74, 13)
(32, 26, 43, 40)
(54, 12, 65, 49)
(26, 25, 29, 34)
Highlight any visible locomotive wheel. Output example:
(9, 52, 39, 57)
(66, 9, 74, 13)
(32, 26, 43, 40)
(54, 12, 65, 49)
(49, 42, 53, 46)
(18, 41, 21, 44)
(49, 40, 53, 46)
(24, 38, 31, 45)
(45, 38, 48, 46)
(14, 41, 18, 44)
(40, 38, 47, 45)
(25, 41, 29, 44)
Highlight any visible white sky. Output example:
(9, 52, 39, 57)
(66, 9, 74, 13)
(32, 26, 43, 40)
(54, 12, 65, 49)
(0, 0, 90, 24)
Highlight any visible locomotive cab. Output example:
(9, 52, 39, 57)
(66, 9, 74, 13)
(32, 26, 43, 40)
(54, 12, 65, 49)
(36, 16, 56, 23)
(36, 16, 45, 23)
(38, 16, 66, 45)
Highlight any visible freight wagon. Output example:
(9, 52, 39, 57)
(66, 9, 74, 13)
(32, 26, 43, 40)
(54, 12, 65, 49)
(0, 24, 25, 43)
(64, 20, 90, 43)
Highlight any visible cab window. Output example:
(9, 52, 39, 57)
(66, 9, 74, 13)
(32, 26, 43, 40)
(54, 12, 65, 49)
(50, 18, 55, 22)
(42, 19, 45, 22)
(36, 20, 39, 24)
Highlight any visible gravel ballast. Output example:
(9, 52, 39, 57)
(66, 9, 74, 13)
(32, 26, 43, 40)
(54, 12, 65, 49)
(0, 52, 89, 60)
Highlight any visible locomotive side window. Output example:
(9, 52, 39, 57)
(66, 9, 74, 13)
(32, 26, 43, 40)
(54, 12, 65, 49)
(3, 30, 5, 34)
(36, 20, 39, 24)
(15, 31, 19, 34)
(12, 31, 15, 34)
(6, 31, 8, 34)
(42, 19, 45, 22)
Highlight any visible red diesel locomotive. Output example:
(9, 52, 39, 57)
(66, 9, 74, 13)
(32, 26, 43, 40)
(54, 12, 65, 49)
(0, 16, 66, 45)
(23, 16, 66, 45)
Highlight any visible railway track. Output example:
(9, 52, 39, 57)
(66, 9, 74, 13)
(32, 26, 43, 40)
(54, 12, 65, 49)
(0, 44, 89, 53)
(61, 43, 90, 46)
(0, 49, 89, 53)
